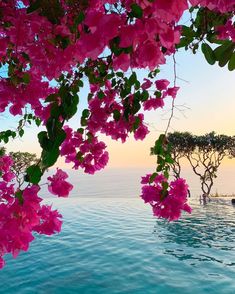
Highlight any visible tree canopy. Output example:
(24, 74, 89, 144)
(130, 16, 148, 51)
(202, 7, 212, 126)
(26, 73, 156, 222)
(0, 0, 235, 268)
(168, 132, 235, 196)
(9, 151, 38, 188)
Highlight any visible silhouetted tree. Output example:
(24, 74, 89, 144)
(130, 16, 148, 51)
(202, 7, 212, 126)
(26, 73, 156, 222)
(9, 151, 38, 188)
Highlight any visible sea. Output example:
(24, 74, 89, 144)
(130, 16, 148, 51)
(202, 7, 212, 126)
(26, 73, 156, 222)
(1, 167, 235, 294)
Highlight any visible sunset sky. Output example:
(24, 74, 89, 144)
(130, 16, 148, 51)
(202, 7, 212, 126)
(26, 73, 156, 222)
(1, 48, 235, 169)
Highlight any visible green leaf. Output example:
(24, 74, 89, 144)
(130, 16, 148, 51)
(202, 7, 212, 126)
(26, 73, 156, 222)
(134, 80, 141, 90)
(82, 109, 90, 118)
(81, 108, 90, 125)
(156, 165, 163, 172)
(165, 154, 174, 164)
(182, 25, 195, 38)
(0, 148, 5, 156)
(218, 47, 234, 67)
(132, 99, 141, 114)
(162, 181, 169, 191)
(41, 148, 60, 168)
(61, 93, 79, 120)
(74, 11, 85, 25)
(45, 94, 58, 103)
(38, 131, 50, 150)
(154, 91, 162, 98)
(113, 109, 121, 121)
(58, 85, 68, 99)
(214, 42, 235, 67)
(77, 128, 84, 134)
(21, 52, 30, 61)
(116, 72, 124, 78)
(129, 72, 137, 85)
(76, 151, 84, 162)
(163, 170, 170, 180)
(55, 129, 66, 146)
(152, 134, 165, 155)
(15, 190, 23, 205)
(26, 165, 42, 184)
(3, 136, 8, 143)
(97, 91, 105, 99)
(77, 79, 84, 88)
(50, 103, 61, 118)
(201, 43, 216, 65)
(81, 117, 87, 127)
(109, 37, 122, 56)
(27, 0, 41, 13)
(130, 4, 143, 18)
(19, 129, 24, 137)
(35, 118, 41, 127)
(141, 90, 149, 101)
(149, 172, 157, 183)
(132, 116, 141, 130)
(120, 86, 131, 98)
(22, 73, 31, 84)
(40, 130, 65, 168)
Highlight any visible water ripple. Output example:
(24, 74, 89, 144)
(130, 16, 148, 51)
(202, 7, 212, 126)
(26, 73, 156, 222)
(1, 198, 235, 294)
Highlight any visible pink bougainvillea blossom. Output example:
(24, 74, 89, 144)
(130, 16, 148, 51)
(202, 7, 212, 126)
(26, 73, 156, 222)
(141, 175, 192, 221)
(0, 155, 63, 267)
(47, 169, 73, 197)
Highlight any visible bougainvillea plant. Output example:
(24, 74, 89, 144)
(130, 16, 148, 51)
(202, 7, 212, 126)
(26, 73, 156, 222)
(0, 0, 235, 268)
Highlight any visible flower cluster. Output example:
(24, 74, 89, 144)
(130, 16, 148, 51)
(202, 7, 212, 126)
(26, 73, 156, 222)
(48, 169, 73, 197)
(216, 20, 235, 42)
(190, 0, 235, 13)
(0, 156, 64, 268)
(141, 174, 192, 221)
(87, 79, 151, 143)
(60, 126, 109, 174)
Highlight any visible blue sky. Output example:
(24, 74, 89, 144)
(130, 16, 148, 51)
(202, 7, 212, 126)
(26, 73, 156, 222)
(1, 47, 235, 168)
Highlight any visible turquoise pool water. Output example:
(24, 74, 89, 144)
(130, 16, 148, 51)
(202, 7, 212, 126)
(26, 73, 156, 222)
(1, 197, 235, 294)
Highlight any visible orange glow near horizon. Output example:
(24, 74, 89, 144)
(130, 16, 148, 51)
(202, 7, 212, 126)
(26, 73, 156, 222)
(2, 50, 235, 170)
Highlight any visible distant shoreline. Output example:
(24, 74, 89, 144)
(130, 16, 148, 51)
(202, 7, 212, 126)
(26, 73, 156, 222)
(211, 194, 235, 199)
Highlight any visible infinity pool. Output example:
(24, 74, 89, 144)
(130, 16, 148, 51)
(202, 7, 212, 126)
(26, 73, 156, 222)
(2, 197, 235, 294)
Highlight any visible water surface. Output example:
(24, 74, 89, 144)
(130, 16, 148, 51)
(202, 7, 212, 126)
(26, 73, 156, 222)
(2, 196, 235, 294)
(2, 168, 235, 293)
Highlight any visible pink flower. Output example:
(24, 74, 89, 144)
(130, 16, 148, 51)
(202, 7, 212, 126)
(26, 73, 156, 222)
(119, 25, 137, 48)
(155, 79, 170, 91)
(0, 155, 14, 173)
(143, 98, 164, 110)
(189, 0, 235, 13)
(141, 79, 152, 90)
(134, 124, 149, 140)
(47, 169, 73, 197)
(216, 20, 235, 42)
(167, 86, 180, 98)
(141, 173, 192, 221)
(141, 185, 161, 203)
(2, 172, 15, 182)
(34, 205, 62, 235)
(134, 40, 166, 70)
(112, 53, 130, 72)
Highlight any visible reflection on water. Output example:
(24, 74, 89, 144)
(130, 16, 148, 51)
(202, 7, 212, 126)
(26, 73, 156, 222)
(1, 197, 235, 294)
(153, 201, 235, 269)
